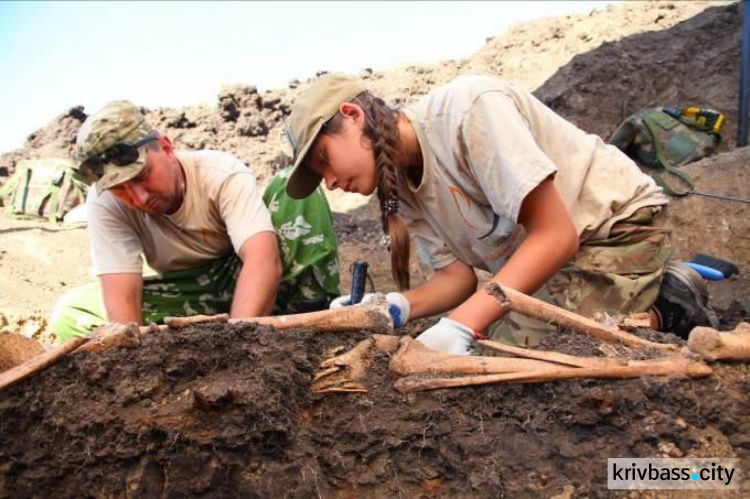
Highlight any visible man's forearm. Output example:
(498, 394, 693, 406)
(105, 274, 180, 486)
(230, 262, 280, 318)
(100, 273, 144, 325)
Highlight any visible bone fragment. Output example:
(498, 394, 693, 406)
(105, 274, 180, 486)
(164, 314, 229, 329)
(312, 337, 378, 393)
(78, 322, 141, 353)
(373, 334, 401, 354)
(315, 383, 369, 393)
(593, 312, 652, 330)
(476, 339, 627, 368)
(483, 283, 674, 350)
(688, 322, 750, 362)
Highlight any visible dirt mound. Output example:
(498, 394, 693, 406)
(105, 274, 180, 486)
(1, 323, 748, 497)
(535, 1, 742, 148)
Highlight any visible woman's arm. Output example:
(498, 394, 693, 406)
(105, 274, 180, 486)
(448, 176, 579, 333)
(404, 258, 478, 320)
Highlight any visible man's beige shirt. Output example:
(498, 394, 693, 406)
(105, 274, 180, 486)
(86, 150, 274, 275)
(399, 75, 668, 274)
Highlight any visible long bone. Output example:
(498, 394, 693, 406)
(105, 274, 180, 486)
(389, 338, 560, 377)
(482, 283, 675, 350)
(393, 352, 712, 393)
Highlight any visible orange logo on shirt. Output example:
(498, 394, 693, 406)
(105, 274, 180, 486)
(448, 186, 477, 229)
(201, 227, 219, 245)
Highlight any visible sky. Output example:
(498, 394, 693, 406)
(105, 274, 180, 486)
(0, 0, 618, 155)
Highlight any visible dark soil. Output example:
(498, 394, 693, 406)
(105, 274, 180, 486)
(1, 322, 748, 497)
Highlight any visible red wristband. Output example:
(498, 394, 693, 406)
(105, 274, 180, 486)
(472, 329, 488, 340)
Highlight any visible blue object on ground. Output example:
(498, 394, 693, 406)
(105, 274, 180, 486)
(685, 262, 725, 281)
(690, 253, 739, 278)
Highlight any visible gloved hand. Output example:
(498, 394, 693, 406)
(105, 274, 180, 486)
(415, 317, 477, 355)
(329, 292, 410, 328)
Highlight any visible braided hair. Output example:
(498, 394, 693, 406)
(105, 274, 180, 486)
(321, 92, 411, 290)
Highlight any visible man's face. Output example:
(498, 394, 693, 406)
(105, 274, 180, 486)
(108, 137, 184, 215)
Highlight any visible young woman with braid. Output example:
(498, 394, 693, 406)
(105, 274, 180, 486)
(283, 73, 719, 355)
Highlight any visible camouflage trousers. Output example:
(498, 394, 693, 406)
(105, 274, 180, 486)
(50, 169, 340, 341)
(488, 205, 672, 347)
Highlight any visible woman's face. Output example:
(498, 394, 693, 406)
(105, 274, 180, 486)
(305, 104, 378, 196)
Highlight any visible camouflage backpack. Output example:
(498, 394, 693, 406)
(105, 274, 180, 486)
(0, 158, 89, 222)
(608, 107, 721, 196)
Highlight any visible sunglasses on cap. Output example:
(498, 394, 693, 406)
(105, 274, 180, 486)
(80, 135, 159, 178)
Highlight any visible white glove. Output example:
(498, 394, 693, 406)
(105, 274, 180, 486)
(415, 317, 477, 355)
(329, 292, 410, 328)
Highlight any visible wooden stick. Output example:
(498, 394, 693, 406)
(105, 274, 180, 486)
(394, 358, 712, 393)
(688, 323, 750, 362)
(0, 337, 88, 391)
(476, 339, 628, 368)
(483, 283, 675, 350)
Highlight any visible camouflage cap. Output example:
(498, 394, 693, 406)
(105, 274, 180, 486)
(75, 100, 154, 192)
(284, 74, 367, 199)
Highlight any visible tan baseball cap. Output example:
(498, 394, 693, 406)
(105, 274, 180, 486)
(284, 74, 366, 199)
(75, 100, 155, 193)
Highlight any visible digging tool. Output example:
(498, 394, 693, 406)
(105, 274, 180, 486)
(688, 322, 750, 362)
(349, 260, 369, 305)
(482, 282, 675, 350)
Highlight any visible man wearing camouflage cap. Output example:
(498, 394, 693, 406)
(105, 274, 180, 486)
(51, 100, 340, 340)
